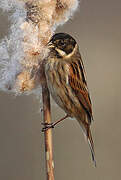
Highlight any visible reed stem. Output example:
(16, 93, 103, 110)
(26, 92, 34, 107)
(42, 83, 55, 180)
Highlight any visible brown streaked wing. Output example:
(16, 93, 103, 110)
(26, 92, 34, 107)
(68, 61, 93, 123)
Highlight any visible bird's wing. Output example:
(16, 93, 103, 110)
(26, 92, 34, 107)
(68, 57, 93, 123)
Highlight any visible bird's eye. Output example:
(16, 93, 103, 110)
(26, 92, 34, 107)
(61, 42, 65, 45)
(59, 41, 65, 46)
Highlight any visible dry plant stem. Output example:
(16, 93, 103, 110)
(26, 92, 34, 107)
(42, 83, 54, 180)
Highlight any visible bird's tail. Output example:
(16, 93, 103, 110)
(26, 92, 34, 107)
(78, 118, 96, 166)
(86, 126, 96, 167)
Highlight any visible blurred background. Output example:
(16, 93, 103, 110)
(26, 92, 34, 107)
(0, 0, 121, 179)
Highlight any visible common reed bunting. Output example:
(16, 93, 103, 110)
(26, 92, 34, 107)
(44, 33, 96, 165)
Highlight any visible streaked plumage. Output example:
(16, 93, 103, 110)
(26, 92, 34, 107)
(45, 33, 96, 165)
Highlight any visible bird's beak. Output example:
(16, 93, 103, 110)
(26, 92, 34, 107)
(47, 42, 55, 48)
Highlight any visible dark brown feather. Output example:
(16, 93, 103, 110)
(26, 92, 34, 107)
(69, 61, 93, 123)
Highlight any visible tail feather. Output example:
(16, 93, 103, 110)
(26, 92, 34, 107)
(77, 116, 96, 166)
(87, 127, 96, 167)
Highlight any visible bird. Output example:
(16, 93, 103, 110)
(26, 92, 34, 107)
(44, 32, 96, 165)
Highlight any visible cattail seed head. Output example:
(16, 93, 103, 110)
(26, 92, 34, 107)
(0, 0, 79, 95)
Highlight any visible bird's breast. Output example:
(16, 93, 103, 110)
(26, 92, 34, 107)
(45, 58, 84, 117)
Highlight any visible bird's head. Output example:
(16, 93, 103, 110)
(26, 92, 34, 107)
(48, 33, 77, 58)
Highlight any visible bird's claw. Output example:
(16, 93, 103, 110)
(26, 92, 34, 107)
(41, 122, 54, 132)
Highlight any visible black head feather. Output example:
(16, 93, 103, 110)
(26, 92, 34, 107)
(49, 33, 77, 55)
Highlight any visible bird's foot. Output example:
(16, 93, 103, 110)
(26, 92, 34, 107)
(41, 122, 55, 132)
(41, 114, 69, 132)
(40, 108, 43, 112)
